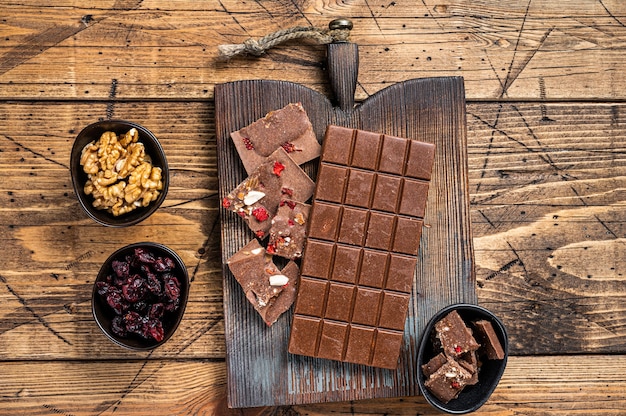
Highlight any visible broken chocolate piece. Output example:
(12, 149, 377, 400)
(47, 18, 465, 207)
(473, 319, 506, 360)
(288, 125, 436, 369)
(231, 102, 322, 174)
(223, 148, 315, 237)
(267, 201, 310, 259)
(422, 352, 447, 378)
(435, 310, 480, 358)
(424, 359, 474, 404)
(227, 239, 299, 326)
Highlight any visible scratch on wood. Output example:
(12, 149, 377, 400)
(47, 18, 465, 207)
(511, 105, 571, 178)
(162, 192, 218, 209)
(288, 0, 313, 27)
(421, 0, 445, 31)
(539, 77, 555, 122)
(478, 209, 496, 229)
(42, 404, 76, 416)
(218, 0, 252, 38)
(595, 215, 618, 238)
(364, 0, 384, 36)
(485, 258, 521, 280)
(0, 274, 72, 345)
(506, 240, 528, 280)
(2, 134, 68, 169)
(106, 79, 118, 120)
(500, 0, 532, 97)
(599, 0, 626, 28)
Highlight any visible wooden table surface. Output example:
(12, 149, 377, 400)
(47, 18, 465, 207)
(2, 1, 626, 414)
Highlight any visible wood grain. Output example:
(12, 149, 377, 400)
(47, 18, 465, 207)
(2, 1, 626, 100)
(0, 356, 624, 415)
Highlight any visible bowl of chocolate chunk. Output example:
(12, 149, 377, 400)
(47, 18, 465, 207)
(92, 242, 189, 350)
(70, 119, 169, 227)
(417, 303, 508, 414)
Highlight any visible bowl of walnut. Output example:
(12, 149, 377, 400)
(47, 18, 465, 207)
(92, 242, 189, 350)
(70, 120, 169, 227)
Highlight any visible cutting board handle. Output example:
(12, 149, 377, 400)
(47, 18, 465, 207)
(327, 19, 358, 112)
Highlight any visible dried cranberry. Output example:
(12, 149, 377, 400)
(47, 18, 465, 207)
(142, 318, 164, 342)
(111, 260, 130, 279)
(153, 256, 175, 272)
(222, 197, 232, 208)
(163, 274, 180, 301)
(149, 303, 164, 319)
(281, 142, 300, 153)
(121, 275, 147, 303)
(134, 248, 156, 265)
(241, 136, 254, 150)
(111, 315, 127, 337)
(251, 207, 269, 222)
(272, 161, 285, 177)
(105, 288, 128, 315)
(96, 281, 110, 296)
(164, 298, 180, 312)
(123, 311, 143, 334)
(145, 272, 163, 296)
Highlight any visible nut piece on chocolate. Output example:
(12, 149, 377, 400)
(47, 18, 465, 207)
(227, 239, 299, 326)
(435, 310, 480, 358)
(267, 201, 310, 260)
(231, 102, 322, 175)
(473, 319, 506, 360)
(424, 359, 474, 404)
(222, 148, 315, 238)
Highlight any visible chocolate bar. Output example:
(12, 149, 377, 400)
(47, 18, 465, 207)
(227, 239, 299, 326)
(230, 102, 322, 175)
(288, 125, 436, 369)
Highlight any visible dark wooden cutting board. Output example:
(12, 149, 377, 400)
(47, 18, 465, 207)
(215, 41, 476, 408)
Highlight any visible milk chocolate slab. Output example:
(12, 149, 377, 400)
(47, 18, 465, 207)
(267, 201, 310, 259)
(288, 125, 435, 369)
(473, 319, 506, 360)
(231, 102, 322, 175)
(227, 239, 299, 326)
(222, 148, 315, 237)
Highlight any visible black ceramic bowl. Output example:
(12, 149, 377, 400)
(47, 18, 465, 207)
(70, 119, 169, 227)
(417, 303, 508, 414)
(92, 242, 189, 350)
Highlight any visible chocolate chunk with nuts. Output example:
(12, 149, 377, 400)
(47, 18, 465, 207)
(231, 102, 322, 175)
(424, 359, 474, 404)
(227, 239, 299, 326)
(222, 148, 315, 238)
(435, 310, 480, 358)
(267, 201, 310, 259)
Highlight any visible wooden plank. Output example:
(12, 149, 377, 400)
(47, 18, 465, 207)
(1, 101, 625, 362)
(0, 356, 625, 415)
(1, 1, 626, 100)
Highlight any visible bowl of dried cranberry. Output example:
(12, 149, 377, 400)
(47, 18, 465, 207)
(92, 242, 189, 350)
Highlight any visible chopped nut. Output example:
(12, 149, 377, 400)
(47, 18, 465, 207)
(269, 274, 289, 286)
